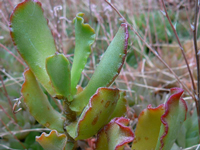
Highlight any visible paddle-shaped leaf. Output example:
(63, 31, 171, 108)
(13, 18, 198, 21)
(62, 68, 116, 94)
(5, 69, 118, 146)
(36, 130, 67, 150)
(155, 88, 187, 150)
(96, 117, 134, 150)
(22, 69, 65, 133)
(132, 104, 165, 150)
(46, 54, 71, 99)
(10, 0, 57, 96)
(66, 87, 120, 140)
(71, 13, 95, 96)
(70, 23, 129, 112)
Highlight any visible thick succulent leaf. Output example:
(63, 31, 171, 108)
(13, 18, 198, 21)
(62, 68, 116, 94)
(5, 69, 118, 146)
(36, 130, 67, 150)
(10, 0, 57, 96)
(71, 13, 95, 96)
(96, 117, 134, 150)
(155, 87, 187, 150)
(46, 54, 71, 99)
(21, 69, 65, 133)
(132, 104, 165, 150)
(110, 91, 127, 118)
(70, 24, 129, 112)
(66, 87, 120, 140)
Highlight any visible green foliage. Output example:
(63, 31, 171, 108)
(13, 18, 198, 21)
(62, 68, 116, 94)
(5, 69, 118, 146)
(67, 88, 120, 140)
(132, 88, 187, 150)
(22, 69, 65, 133)
(36, 130, 67, 150)
(155, 88, 187, 149)
(46, 54, 71, 99)
(9, 0, 129, 149)
(96, 117, 134, 150)
(10, 0, 57, 96)
(8, 0, 190, 149)
(134, 12, 174, 43)
(71, 13, 95, 96)
(70, 24, 129, 112)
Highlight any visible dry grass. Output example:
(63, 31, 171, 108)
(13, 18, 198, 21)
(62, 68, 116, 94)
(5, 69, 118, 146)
(0, 0, 199, 149)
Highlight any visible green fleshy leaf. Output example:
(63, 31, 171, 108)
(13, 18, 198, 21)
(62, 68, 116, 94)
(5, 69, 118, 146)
(66, 87, 120, 140)
(110, 91, 127, 118)
(96, 117, 134, 150)
(70, 24, 129, 112)
(70, 13, 95, 96)
(22, 69, 65, 133)
(155, 88, 187, 150)
(46, 53, 71, 99)
(36, 130, 67, 150)
(132, 104, 165, 149)
(10, 0, 57, 96)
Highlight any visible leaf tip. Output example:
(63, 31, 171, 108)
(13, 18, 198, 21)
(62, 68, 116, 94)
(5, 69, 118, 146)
(121, 23, 129, 51)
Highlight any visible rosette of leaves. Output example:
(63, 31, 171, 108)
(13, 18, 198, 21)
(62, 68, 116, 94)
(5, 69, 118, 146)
(9, 0, 130, 149)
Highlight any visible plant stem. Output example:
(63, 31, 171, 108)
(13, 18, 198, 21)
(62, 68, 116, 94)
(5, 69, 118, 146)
(160, 0, 196, 95)
(104, 0, 195, 100)
(63, 98, 77, 149)
(193, 0, 200, 141)
(63, 99, 77, 123)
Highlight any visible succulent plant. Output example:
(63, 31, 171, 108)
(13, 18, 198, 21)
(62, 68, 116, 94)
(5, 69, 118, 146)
(8, 0, 188, 149)
(9, 0, 129, 149)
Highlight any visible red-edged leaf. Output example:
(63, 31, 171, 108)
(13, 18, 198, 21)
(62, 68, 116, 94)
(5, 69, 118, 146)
(96, 117, 134, 150)
(21, 69, 65, 133)
(156, 87, 187, 149)
(132, 87, 187, 150)
(10, 0, 57, 96)
(66, 87, 120, 140)
(132, 104, 165, 149)
(36, 130, 67, 150)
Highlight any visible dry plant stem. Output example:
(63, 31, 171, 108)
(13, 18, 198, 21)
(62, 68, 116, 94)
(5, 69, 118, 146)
(0, 118, 26, 149)
(0, 105, 22, 130)
(160, 0, 196, 94)
(88, 0, 93, 25)
(3, 0, 13, 10)
(193, 0, 200, 141)
(104, 0, 195, 100)
(0, 128, 50, 137)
